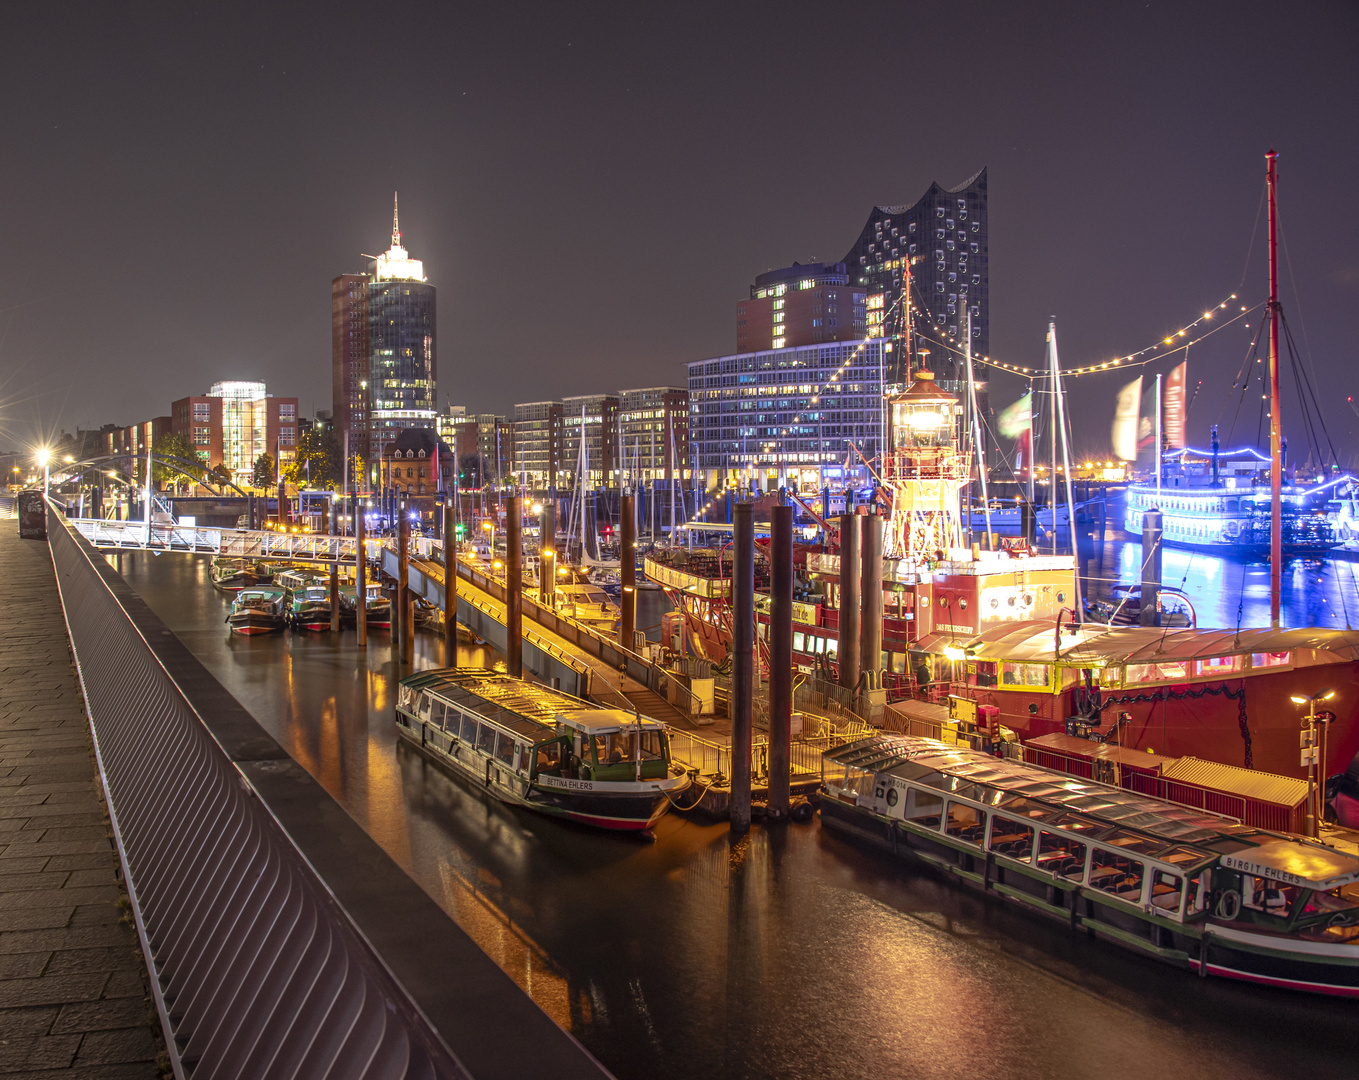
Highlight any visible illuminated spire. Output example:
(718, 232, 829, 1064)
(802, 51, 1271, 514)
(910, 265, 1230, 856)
(392, 192, 401, 248)
(372, 192, 425, 281)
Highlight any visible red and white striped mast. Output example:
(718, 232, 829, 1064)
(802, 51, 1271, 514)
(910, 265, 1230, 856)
(1267, 149, 1282, 628)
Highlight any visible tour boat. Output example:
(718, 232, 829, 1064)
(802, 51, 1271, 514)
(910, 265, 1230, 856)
(553, 582, 620, 630)
(820, 733, 1359, 996)
(339, 581, 391, 629)
(951, 619, 1359, 781)
(278, 569, 333, 631)
(394, 668, 691, 835)
(226, 586, 288, 635)
(209, 556, 274, 592)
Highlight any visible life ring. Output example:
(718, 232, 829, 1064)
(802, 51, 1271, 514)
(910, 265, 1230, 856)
(1214, 889, 1241, 921)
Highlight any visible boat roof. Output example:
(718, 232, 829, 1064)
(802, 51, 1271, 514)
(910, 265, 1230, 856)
(401, 668, 630, 740)
(826, 734, 1251, 848)
(959, 620, 1359, 666)
(557, 708, 665, 733)
(1220, 840, 1359, 890)
(237, 586, 285, 598)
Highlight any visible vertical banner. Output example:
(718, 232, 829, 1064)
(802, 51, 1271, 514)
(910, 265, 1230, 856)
(1111, 375, 1144, 461)
(1163, 361, 1187, 450)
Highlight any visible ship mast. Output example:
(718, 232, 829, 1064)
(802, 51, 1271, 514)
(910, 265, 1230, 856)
(1267, 149, 1282, 628)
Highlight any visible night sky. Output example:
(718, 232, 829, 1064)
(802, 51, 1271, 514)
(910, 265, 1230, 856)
(3, 1, 1356, 464)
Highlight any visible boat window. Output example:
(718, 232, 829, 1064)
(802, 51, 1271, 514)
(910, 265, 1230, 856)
(477, 724, 498, 757)
(534, 741, 564, 775)
(1101, 831, 1164, 857)
(1159, 846, 1209, 868)
(908, 788, 943, 829)
(459, 712, 478, 744)
(1126, 661, 1188, 684)
(1195, 655, 1244, 676)
(944, 801, 987, 845)
(1036, 831, 1086, 881)
(1242, 876, 1299, 918)
(993, 795, 1054, 821)
(1001, 662, 1049, 687)
(1089, 849, 1145, 902)
(427, 701, 446, 727)
(988, 818, 1034, 862)
(496, 737, 516, 767)
(600, 730, 665, 764)
(1250, 651, 1291, 669)
(794, 632, 805, 653)
(1150, 869, 1183, 914)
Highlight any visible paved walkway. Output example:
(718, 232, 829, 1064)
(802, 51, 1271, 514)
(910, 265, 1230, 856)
(0, 521, 160, 1077)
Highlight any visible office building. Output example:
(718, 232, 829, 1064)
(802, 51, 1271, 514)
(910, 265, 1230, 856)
(842, 169, 988, 388)
(512, 401, 562, 491)
(203, 381, 298, 488)
(560, 394, 618, 488)
(736, 263, 869, 353)
(440, 408, 514, 489)
(331, 273, 369, 452)
(688, 340, 886, 491)
(618, 388, 690, 482)
(367, 198, 437, 462)
(170, 396, 224, 470)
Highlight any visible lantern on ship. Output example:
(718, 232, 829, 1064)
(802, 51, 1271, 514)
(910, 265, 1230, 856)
(889, 371, 963, 469)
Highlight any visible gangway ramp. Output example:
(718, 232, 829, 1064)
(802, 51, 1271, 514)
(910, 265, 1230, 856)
(386, 545, 699, 731)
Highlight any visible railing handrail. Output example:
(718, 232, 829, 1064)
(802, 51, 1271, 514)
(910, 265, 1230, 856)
(49, 503, 614, 1080)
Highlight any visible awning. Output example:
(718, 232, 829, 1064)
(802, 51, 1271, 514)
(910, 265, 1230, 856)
(1162, 757, 1309, 809)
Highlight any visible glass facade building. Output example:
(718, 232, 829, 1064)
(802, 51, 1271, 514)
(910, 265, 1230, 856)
(687, 340, 886, 491)
(368, 277, 436, 459)
(842, 169, 988, 391)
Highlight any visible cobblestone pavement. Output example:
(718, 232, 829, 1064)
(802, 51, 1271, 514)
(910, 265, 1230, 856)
(0, 522, 161, 1077)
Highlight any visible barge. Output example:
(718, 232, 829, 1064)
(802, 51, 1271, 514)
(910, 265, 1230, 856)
(820, 733, 1359, 996)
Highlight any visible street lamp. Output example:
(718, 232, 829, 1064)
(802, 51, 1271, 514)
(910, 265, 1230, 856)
(540, 548, 555, 606)
(1290, 687, 1336, 837)
(36, 448, 50, 494)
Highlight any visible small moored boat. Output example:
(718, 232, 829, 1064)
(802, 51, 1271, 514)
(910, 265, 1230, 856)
(227, 586, 288, 635)
(395, 668, 691, 834)
(210, 557, 274, 592)
(278, 570, 333, 631)
(820, 733, 1359, 996)
(340, 582, 391, 629)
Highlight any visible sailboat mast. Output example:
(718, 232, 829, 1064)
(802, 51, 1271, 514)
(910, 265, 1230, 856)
(1268, 148, 1282, 628)
(1049, 322, 1083, 621)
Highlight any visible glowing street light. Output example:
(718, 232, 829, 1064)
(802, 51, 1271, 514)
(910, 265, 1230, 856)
(36, 448, 50, 493)
(1291, 688, 1336, 837)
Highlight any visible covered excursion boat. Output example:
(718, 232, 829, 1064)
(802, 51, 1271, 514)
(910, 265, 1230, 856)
(395, 669, 691, 835)
(226, 586, 288, 635)
(820, 734, 1359, 996)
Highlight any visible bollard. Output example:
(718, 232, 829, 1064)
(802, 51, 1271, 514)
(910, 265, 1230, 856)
(444, 503, 457, 666)
(506, 495, 523, 679)
(860, 512, 884, 689)
(730, 503, 754, 833)
(1140, 508, 1163, 627)
(356, 501, 368, 647)
(621, 494, 636, 648)
(767, 505, 793, 820)
(838, 513, 861, 692)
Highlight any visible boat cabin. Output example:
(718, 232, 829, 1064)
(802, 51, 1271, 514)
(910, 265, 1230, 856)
(556, 709, 671, 783)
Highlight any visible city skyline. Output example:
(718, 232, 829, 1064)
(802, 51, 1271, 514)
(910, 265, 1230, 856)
(2, 3, 1356, 464)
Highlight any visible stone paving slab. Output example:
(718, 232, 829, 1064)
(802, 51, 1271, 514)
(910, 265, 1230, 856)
(0, 526, 160, 1077)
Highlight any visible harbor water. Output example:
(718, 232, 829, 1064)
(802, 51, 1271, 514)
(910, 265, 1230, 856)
(107, 546, 1358, 1080)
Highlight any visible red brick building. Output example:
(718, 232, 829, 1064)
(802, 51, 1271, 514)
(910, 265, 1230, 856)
(736, 262, 869, 353)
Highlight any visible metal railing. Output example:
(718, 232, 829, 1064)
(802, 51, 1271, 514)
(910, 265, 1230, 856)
(68, 516, 368, 563)
(47, 504, 613, 1080)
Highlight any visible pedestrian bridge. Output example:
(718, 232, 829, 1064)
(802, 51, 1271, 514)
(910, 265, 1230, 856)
(68, 516, 366, 563)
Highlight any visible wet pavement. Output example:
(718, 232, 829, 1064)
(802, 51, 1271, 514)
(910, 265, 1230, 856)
(110, 549, 1358, 1080)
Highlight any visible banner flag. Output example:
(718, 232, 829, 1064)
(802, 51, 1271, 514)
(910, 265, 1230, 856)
(1112, 375, 1143, 461)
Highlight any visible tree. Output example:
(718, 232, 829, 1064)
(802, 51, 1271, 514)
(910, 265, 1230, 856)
(151, 433, 205, 494)
(459, 453, 483, 490)
(209, 463, 233, 488)
(252, 453, 276, 490)
(283, 429, 341, 490)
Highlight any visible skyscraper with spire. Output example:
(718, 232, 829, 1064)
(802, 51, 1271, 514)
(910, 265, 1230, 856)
(331, 194, 438, 470)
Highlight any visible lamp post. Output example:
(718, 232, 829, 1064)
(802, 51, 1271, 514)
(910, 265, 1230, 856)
(36, 449, 50, 494)
(1291, 688, 1335, 837)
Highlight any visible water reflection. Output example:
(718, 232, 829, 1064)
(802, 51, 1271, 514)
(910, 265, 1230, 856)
(111, 551, 1358, 1080)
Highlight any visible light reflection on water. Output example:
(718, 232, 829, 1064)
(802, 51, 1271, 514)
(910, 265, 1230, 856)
(110, 551, 1359, 1080)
